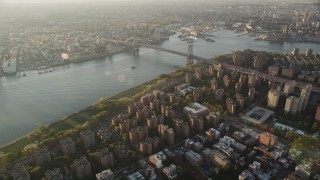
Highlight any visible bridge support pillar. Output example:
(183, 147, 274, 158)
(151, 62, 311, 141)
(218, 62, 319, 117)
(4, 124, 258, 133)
(186, 43, 194, 67)
(186, 57, 193, 67)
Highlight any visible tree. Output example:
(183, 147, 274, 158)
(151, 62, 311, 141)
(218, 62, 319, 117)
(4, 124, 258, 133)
(29, 166, 42, 179)
(285, 131, 299, 142)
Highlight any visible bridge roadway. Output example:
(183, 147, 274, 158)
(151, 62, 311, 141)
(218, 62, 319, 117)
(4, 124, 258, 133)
(106, 39, 320, 93)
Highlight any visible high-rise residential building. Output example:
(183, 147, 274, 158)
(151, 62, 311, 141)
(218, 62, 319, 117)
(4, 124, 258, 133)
(140, 137, 160, 155)
(231, 70, 239, 80)
(119, 120, 130, 134)
(300, 84, 312, 110)
(226, 98, 236, 115)
(217, 69, 224, 79)
(150, 99, 160, 111)
(248, 73, 256, 88)
(284, 81, 296, 96)
(96, 169, 114, 180)
(256, 75, 262, 86)
(206, 128, 220, 142)
(141, 94, 156, 106)
(267, 89, 280, 108)
(235, 82, 242, 93)
(112, 114, 129, 126)
(188, 116, 204, 132)
(148, 114, 161, 129)
(60, 137, 76, 156)
(73, 156, 91, 179)
(95, 148, 114, 168)
(34, 147, 51, 166)
(185, 73, 192, 84)
(235, 93, 245, 109)
(80, 130, 95, 149)
(239, 74, 247, 84)
(208, 65, 215, 74)
(233, 51, 243, 66)
(248, 88, 255, 102)
(140, 139, 153, 155)
(223, 75, 231, 88)
(193, 88, 203, 102)
(211, 78, 218, 91)
(253, 52, 268, 71)
(45, 168, 63, 180)
(158, 124, 175, 145)
(284, 96, 301, 114)
(173, 119, 189, 138)
(215, 89, 224, 102)
(195, 68, 202, 80)
(129, 126, 148, 144)
(205, 111, 221, 127)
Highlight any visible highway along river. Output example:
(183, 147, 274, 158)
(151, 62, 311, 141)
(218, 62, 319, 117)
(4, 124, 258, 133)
(0, 30, 320, 146)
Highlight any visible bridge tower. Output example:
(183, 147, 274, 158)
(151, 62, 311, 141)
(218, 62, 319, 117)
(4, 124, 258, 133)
(187, 43, 193, 66)
(131, 38, 139, 55)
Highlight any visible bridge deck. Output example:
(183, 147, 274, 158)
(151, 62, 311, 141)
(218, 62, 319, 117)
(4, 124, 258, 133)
(105, 39, 320, 93)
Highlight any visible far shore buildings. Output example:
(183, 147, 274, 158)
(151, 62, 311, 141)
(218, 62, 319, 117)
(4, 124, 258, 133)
(60, 137, 76, 156)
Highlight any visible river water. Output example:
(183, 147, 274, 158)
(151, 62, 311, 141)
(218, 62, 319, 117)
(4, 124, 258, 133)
(0, 30, 320, 146)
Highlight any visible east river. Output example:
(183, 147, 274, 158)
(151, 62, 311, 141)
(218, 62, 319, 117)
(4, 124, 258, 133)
(1, 30, 320, 146)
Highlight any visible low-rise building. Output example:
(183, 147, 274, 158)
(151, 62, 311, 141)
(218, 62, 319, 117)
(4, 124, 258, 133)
(185, 150, 204, 166)
(295, 159, 315, 179)
(183, 103, 209, 117)
(127, 172, 145, 180)
(96, 169, 114, 180)
(149, 151, 167, 169)
(162, 164, 178, 180)
(259, 132, 278, 147)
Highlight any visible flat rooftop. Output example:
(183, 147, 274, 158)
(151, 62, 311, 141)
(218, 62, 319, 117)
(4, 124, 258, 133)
(241, 107, 274, 124)
(184, 103, 208, 114)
